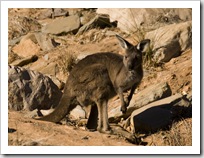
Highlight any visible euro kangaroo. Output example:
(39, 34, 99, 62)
(37, 35, 150, 133)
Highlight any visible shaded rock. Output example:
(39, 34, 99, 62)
(12, 39, 40, 58)
(10, 55, 38, 67)
(131, 106, 172, 133)
(145, 21, 192, 63)
(109, 82, 172, 122)
(97, 8, 192, 34)
(8, 65, 62, 111)
(171, 96, 192, 118)
(42, 15, 80, 35)
(77, 14, 116, 35)
(124, 93, 191, 133)
(8, 128, 17, 133)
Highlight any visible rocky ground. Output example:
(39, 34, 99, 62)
(8, 8, 192, 146)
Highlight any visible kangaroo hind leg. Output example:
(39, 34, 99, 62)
(102, 100, 112, 133)
(96, 100, 111, 134)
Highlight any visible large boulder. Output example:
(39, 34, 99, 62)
(145, 21, 192, 63)
(42, 15, 80, 35)
(8, 65, 62, 111)
(123, 93, 191, 133)
(97, 8, 192, 34)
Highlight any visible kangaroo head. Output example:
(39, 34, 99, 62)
(116, 34, 150, 71)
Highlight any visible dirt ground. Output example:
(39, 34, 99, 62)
(8, 8, 192, 147)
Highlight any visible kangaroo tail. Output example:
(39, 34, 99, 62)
(37, 94, 72, 123)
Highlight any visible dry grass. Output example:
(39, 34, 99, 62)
(58, 49, 77, 73)
(164, 118, 192, 146)
(145, 118, 192, 146)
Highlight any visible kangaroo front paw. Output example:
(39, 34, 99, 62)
(120, 103, 127, 114)
(121, 106, 127, 114)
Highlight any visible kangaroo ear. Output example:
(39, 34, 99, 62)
(137, 39, 150, 53)
(116, 34, 132, 50)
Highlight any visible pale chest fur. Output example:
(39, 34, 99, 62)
(115, 70, 143, 91)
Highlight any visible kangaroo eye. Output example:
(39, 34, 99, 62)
(124, 55, 128, 59)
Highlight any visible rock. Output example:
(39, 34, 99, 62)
(79, 10, 96, 25)
(77, 14, 115, 35)
(70, 105, 86, 120)
(10, 55, 38, 67)
(37, 9, 53, 19)
(8, 65, 62, 111)
(125, 93, 191, 133)
(9, 36, 23, 46)
(131, 106, 172, 133)
(12, 39, 40, 58)
(97, 8, 192, 33)
(20, 32, 38, 44)
(38, 8, 68, 20)
(171, 96, 192, 118)
(37, 62, 57, 77)
(110, 124, 139, 144)
(42, 15, 80, 35)
(52, 8, 68, 18)
(81, 136, 89, 140)
(34, 32, 59, 51)
(18, 32, 60, 51)
(186, 91, 192, 102)
(109, 82, 172, 122)
(48, 75, 65, 90)
(145, 21, 192, 63)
